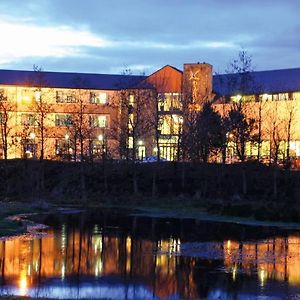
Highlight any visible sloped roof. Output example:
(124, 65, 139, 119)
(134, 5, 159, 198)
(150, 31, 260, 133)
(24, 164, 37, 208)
(143, 65, 183, 92)
(213, 67, 300, 96)
(0, 69, 146, 90)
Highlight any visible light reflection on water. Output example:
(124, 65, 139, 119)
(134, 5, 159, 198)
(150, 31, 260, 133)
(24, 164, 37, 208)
(0, 212, 299, 299)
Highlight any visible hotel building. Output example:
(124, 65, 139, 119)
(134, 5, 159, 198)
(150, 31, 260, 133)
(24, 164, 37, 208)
(0, 63, 299, 162)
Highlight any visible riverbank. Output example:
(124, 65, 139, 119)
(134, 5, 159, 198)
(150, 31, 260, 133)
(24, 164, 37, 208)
(0, 202, 36, 237)
(0, 159, 299, 229)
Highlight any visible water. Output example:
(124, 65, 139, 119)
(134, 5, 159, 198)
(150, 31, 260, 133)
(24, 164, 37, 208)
(0, 209, 300, 299)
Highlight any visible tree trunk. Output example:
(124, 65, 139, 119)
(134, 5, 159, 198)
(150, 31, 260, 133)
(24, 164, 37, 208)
(273, 167, 278, 200)
(242, 164, 247, 195)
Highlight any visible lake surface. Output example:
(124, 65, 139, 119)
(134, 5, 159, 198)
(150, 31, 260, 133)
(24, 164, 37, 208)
(0, 209, 300, 299)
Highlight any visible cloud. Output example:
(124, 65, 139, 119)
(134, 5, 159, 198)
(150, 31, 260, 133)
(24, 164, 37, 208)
(0, 0, 300, 74)
(0, 16, 111, 64)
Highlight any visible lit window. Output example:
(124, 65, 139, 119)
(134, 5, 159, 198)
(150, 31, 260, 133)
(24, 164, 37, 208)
(55, 114, 73, 126)
(56, 91, 76, 103)
(98, 115, 107, 127)
(90, 92, 107, 104)
(21, 114, 37, 126)
(231, 94, 242, 102)
(90, 115, 108, 128)
(278, 93, 288, 101)
(260, 94, 272, 101)
(129, 95, 134, 105)
(0, 89, 7, 101)
(34, 90, 41, 101)
(128, 136, 133, 149)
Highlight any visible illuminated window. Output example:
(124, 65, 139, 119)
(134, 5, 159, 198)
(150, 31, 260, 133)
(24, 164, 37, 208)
(128, 136, 133, 149)
(159, 93, 182, 111)
(128, 95, 135, 113)
(56, 91, 76, 103)
(34, 90, 41, 101)
(230, 95, 242, 102)
(260, 94, 272, 101)
(278, 93, 288, 101)
(90, 92, 107, 104)
(90, 115, 108, 128)
(128, 114, 134, 131)
(55, 114, 73, 126)
(129, 95, 135, 105)
(21, 114, 37, 126)
(0, 89, 7, 101)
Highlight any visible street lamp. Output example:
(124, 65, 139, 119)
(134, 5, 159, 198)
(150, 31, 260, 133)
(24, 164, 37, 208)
(29, 132, 36, 139)
(137, 140, 144, 160)
(65, 134, 70, 160)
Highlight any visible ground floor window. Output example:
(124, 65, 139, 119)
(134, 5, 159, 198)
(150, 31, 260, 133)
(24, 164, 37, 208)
(22, 139, 37, 159)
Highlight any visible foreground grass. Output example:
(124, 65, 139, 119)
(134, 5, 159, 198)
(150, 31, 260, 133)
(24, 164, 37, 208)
(85, 194, 300, 228)
(0, 201, 38, 237)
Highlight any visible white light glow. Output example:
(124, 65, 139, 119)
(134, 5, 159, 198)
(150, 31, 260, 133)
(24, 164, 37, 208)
(29, 132, 36, 139)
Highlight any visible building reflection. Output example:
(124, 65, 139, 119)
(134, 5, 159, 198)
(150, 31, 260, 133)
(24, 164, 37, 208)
(0, 224, 299, 299)
(223, 236, 300, 286)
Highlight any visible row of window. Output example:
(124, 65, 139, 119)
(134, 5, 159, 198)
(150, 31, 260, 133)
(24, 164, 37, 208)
(230, 92, 294, 103)
(0, 89, 108, 104)
(20, 114, 109, 128)
(56, 91, 108, 104)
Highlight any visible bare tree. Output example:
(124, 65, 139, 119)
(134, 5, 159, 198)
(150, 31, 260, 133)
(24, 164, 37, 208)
(0, 91, 14, 160)
(225, 50, 258, 163)
(29, 65, 52, 161)
(283, 98, 298, 168)
(265, 101, 285, 166)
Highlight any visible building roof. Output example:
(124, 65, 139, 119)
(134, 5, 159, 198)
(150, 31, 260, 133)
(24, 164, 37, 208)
(0, 69, 146, 90)
(213, 67, 300, 96)
(1, 66, 300, 95)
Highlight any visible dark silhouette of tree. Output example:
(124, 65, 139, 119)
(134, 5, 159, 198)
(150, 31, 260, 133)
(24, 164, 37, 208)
(29, 65, 52, 161)
(224, 50, 258, 163)
(0, 91, 13, 160)
(195, 102, 224, 162)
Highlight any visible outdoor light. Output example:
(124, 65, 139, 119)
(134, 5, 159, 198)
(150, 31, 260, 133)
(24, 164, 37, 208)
(29, 132, 36, 139)
(23, 95, 30, 102)
(65, 134, 69, 140)
(235, 94, 242, 102)
(98, 134, 104, 141)
(138, 140, 143, 146)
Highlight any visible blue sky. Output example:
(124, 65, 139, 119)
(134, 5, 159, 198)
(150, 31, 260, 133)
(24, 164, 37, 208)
(0, 0, 300, 75)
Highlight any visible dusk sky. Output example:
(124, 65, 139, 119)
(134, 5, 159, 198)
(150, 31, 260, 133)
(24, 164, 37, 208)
(1, 0, 300, 75)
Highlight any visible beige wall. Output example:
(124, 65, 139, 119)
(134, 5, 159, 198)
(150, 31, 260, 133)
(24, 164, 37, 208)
(0, 85, 119, 159)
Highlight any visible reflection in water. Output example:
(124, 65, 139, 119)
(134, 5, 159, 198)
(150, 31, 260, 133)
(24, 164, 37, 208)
(0, 213, 299, 299)
(223, 237, 300, 286)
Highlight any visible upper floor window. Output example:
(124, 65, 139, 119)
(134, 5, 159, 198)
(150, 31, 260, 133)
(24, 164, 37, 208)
(55, 114, 73, 126)
(56, 91, 77, 103)
(158, 93, 182, 111)
(90, 115, 108, 128)
(259, 92, 291, 101)
(0, 89, 7, 101)
(90, 92, 107, 104)
(34, 90, 41, 101)
(21, 114, 37, 126)
(259, 94, 272, 101)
